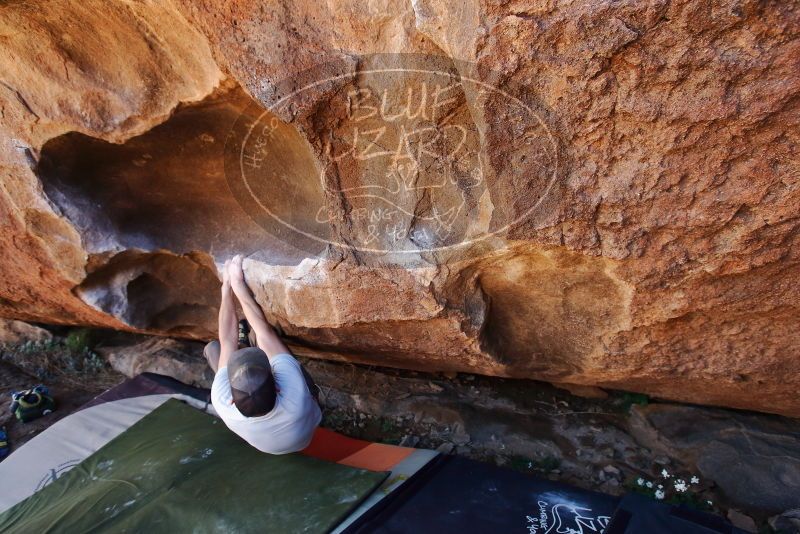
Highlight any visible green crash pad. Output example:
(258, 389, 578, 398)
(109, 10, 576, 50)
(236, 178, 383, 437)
(0, 399, 388, 533)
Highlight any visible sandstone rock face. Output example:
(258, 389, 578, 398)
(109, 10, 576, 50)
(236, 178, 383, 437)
(0, 319, 52, 345)
(0, 1, 797, 415)
(96, 337, 212, 389)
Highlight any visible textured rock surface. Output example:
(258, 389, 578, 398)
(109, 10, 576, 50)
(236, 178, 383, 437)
(631, 404, 800, 514)
(0, 0, 798, 415)
(770, 509, 800, 534)
(96, 337, 212, 388)
(0, 319, 52, 344)
(0, 0, 223, 329)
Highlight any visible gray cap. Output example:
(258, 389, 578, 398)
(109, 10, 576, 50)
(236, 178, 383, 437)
(227, 347, 276, 417)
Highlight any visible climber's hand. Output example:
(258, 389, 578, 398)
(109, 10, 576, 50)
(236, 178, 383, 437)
(225, 254, 286, 358)
(228, 254, 246, 289)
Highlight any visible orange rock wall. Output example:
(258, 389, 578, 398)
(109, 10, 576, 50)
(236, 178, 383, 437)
(0, 0, 798, 415)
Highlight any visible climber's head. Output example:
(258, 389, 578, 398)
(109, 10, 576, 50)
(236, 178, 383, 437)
(227, 347, 277, 417)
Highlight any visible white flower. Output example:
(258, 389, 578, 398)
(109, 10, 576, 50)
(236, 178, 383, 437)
(661, 469, 671, 478)
(646, 481, 653, 488)
(690, 476, 700, 484)
(674, 480, 687, 492)
(636, 478, 645, 486)
(707, 500, 713, 506)
(657, 484, 663, 489)
(654, 489, 665, 500)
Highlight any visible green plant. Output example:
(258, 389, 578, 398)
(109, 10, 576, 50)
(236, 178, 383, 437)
(0, 330, 115, 389)
(82, 351, 106, 374)
(508, 455, 561, 474)
(65, 328, 94, 354)
(380, 418, 396, 434)
(374, 417, 408, 444)
(626, 468, 713, 511)
(618, 392, 650, 412)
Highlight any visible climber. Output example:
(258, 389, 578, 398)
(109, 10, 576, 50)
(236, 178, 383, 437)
(204, 255, 322, 454)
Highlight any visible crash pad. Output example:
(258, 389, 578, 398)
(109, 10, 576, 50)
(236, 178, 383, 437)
(604, 493, 749, 533)
(344, 454, 619, 534)
(0, 399, 388, 533)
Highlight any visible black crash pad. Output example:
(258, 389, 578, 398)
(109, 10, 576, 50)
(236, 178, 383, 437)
(344, 454, 619, 533)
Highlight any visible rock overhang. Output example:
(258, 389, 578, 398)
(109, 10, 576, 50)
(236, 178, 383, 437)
(0, 0, 797, 416)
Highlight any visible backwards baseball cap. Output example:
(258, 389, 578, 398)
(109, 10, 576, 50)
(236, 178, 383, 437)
(227, 347, 277, 417)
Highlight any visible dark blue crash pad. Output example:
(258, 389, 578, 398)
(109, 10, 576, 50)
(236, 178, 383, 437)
(344, 454, 619, 533)
(605, 493, 749, 534)
(344, 455, 746, 534)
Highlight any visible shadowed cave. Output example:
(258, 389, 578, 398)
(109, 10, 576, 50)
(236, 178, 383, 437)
(36, 84, 325, 263)
(35, 84, 327, 336)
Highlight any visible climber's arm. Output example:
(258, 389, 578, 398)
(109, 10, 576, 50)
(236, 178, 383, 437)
(217, 260, 239, 370)
(228, 255, 291, 359)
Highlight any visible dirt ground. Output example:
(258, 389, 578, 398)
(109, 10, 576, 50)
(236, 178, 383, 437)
(0, 360, 122, 452)
(0, 331, 125, 453)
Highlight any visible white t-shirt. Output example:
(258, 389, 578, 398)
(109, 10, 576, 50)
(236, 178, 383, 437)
(211, 353, 322, 454)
